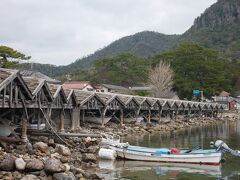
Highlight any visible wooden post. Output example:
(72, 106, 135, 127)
(175, 109, 178, 121)
(101, 109, 104, 127)
(158, 108, 162, 124)
(148, 110, 151, 124)
(77, 109, 81, 129)
(120, 108, 124, 126)
(70, 109, 75, 131)
(59, 109, 64, 132)
(37, 110, 41, 130)
(82, 109, 85, 124)
(21, 114, 28, 142)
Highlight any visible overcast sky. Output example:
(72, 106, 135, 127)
(0, 0, 217, 65)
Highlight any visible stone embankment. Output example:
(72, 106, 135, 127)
(0, 136, 102, 180)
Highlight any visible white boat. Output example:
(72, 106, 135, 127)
(124, 117, 144, 124)
(84, 117, 112, 125)
(108, 144, 222, 165)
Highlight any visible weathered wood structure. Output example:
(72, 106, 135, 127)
(0, 68, 225, 141)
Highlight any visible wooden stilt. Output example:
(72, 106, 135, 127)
(37, 110, 41, 130)
(158, 108, 162, 124)
(21, 114, 28, 142)
(120, 108, 124, 126)
(148, 110, 151, 124)
(77, 109, 81, 129)
(59, 109, 65, 132)
(82, 109, 85, 124)
(101, 109, 104, 127)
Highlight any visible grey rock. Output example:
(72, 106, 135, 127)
(82, 153, 97, 163)
(25, 159, 44, 171)
(53, 172, 76, 180)
(33, 142, 48, 153)
(21, 174, 40, 180)
(15, 158, 26, 170)
(55, 144, 71, 156)
(0, 154, 16, 171)
(44, 158, 65, 174)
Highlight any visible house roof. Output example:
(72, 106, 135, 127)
(20, 70, 61, 84)
(63, 81, 92, 90)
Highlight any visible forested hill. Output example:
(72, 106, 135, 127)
(70, 31, 179, 68)
(23, 0, 240, 77)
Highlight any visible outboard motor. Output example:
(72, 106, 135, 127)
(214, 140, 240, 157)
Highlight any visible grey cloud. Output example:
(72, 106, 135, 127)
(0, 0, 217, 65)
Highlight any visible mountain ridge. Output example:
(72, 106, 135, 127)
(23, 0, 240, 77)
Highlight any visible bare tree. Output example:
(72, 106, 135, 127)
(149, 61, 175, 98)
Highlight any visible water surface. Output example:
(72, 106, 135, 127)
(98, 120, 240, 179)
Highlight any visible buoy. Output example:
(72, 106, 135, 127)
(98, 148, 117, 160)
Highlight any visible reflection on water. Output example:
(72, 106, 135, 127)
(97, 120, 240, 179)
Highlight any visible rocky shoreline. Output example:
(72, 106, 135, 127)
(0, 113, 238, 180)
(0, 135, 103, 180)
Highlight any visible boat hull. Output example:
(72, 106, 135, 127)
(85, 117, 111, 125)
(109, 145, 222, 165)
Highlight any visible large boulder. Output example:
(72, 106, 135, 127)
(55, 144, 71, 156)
(44, 158, 66, 174)
(25, 159, 44, 171)
(15, 158, 26, 170)
(0, 154, 16, 171)
(33, 142, 48, 153)
(53, 172, 76, 180)
(21, 174, 40, 180)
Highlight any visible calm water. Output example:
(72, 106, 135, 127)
(97, 120, 240, 180)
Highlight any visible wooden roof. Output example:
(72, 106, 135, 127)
(23, 77, 53, 102)
(96, 93, 125, 106)
(0, 68, 32, 100)
(48, 84, 67, 104)
(74, 90, 105, 106)
(134, 96, 151, 107)
(117, 95, 139, 107)
(63, 88, 77, 106)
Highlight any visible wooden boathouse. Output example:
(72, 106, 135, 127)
(0, 68, 224, 142)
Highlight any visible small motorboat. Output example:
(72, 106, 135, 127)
(100, 135, 240, 165)
(108, 144, 222, 165)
